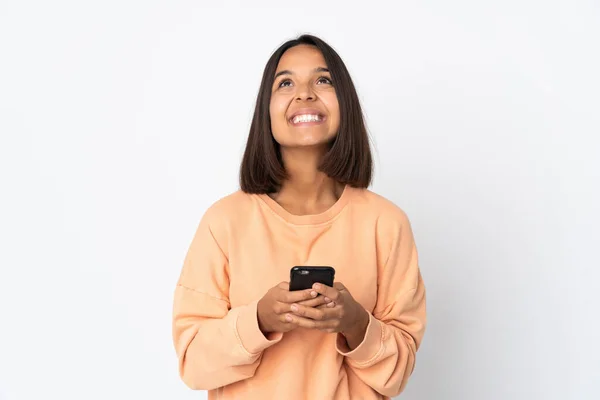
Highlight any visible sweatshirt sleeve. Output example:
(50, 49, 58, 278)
(335, 209, 427, 397)
(172, 209, 283, 390)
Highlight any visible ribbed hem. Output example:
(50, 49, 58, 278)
(336, 313, 383, 366)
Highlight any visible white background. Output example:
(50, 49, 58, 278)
(1, 1, 599, 399)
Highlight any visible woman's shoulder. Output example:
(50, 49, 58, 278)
(201, 189, 256, 223)
(351, 188, 416, 248)
(351, 187, 411, 224)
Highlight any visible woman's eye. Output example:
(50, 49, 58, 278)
(277, 77, 332, 89)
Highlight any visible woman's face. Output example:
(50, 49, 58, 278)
(269, 44, 340, 149)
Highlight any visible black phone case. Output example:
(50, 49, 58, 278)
(289, 266, 335, 291)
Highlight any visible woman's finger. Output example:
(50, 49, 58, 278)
(276, 287, 318, 304)
(291, 303, 340, 321)
(286, 314, 335, 330)
(285, 313, 317, 328)
(296, 295, 328, 308)
(290, 303, 326, 320)
(312, 283, 341, 302)
(316, 301, 336, 309)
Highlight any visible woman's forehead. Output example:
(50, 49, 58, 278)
(275, 45, 327, 74)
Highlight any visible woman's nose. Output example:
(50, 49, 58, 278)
(295, 83, 315, 101)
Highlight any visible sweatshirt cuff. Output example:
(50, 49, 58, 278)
(336, 313, 383, 365)
(236, 300, 283, 355)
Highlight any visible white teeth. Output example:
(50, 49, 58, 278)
(292, 114, 322, 124)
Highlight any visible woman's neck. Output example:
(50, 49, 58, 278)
(271, 147, 344, 215)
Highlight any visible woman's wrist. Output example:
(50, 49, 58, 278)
(342, 307, 370, 350)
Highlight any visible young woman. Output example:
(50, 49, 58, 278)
(172, 34, 427, 399)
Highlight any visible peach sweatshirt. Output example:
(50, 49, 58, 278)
(172, 185, 426, 399)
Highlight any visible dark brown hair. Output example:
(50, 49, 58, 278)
(239, 34, 373, 194)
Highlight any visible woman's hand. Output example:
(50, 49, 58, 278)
(257, 282, 318, 335)
(296, 293, 334, 308)
(287, 282, 370, 349)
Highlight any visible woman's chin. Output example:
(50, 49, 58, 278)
(282, 141, 330, 151)
(277, 133, 336, 149)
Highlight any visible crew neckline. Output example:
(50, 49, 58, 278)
(257, 184, 353, 225)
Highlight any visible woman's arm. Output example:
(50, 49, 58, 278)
(335, 210, 427, 397)
(172, 212, 282, 390)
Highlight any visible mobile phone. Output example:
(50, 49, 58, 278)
(289, 266, 335, 291)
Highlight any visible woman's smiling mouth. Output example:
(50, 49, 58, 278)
(288, 109, 327, 126)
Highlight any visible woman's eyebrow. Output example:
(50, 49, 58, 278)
(274, 67, 330, 79)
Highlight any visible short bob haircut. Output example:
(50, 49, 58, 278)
(239, 34, 373, 194)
